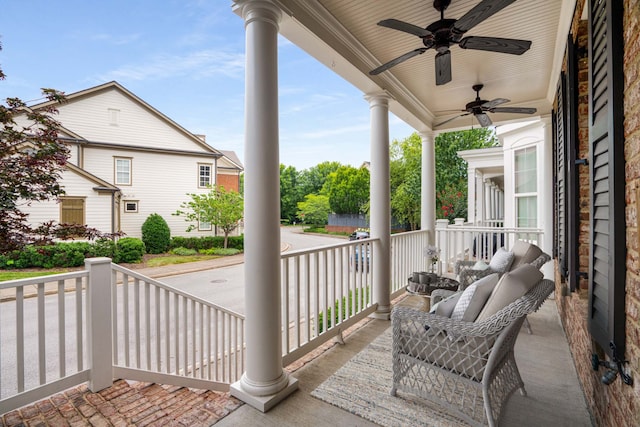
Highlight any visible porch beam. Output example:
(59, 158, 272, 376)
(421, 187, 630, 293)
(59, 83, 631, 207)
(230, 0, 298, 412)
(365, 91, 391, 319)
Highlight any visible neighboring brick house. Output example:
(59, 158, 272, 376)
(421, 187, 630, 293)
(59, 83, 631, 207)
(19, 81, 243, 239)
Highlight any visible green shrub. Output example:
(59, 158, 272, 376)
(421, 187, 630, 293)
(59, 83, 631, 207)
(170, 247, 198, 256)
(317, 287, 370, 334)
(114, 237, 146, 263)
(141, 213, 171, 254)
(198, 247, 241, 256)
(169, 235, 244, 251)
(89, 238, 117, 258)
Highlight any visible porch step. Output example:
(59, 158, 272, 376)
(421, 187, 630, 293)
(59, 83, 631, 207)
(1, 379, 243, 427)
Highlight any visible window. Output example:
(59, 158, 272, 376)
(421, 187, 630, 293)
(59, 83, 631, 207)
(124, 201, 138, 213)
(199, 163, 212, 188)
(115, 157, 132, 185)
(60, 197, 85, 225)
(514, 146, 537, 230)
(198, 220, 212, 231)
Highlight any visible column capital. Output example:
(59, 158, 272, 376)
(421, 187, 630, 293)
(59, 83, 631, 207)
(418, 130, 435, 142)
(233, 0, 282, 28)
(364, 91, 392, 107)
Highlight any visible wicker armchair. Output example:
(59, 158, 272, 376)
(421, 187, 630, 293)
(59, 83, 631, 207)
(391, 278, 554, 427)
(455, 240, 551, 290)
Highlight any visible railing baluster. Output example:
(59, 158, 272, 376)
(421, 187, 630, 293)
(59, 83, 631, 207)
(145, 282, 151, 370)
(111, 269, 118, 365)
(134, 278, 141, 368)
(183, 297, 188, 376)
(281, 259, 289, 355)
(165, 289, 171, 374)
(155, 286, 161, 372)
(191, 299, 196, 377)
(76, 277, 83, 371)
(37, 283, 45, 385)
(213, 309, 219, 381)
(221, 312, 226, 382)
(206, 306, 212, 380)
(199, 303, 204, 379)
(123, 273, 130, 367)
(294, 257, 300, 349)
(58, 280, 66, 378)
(16, 286, 24, 393)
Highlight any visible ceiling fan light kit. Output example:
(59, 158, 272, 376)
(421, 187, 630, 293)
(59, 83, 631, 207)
(370, 0, 532, 85)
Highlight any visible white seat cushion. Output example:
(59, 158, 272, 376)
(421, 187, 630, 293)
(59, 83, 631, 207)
(510, 240, 543, 269)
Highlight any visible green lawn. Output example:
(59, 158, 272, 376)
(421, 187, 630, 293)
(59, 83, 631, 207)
(0, 271, 62, 282)
(144, 254, 220, 267)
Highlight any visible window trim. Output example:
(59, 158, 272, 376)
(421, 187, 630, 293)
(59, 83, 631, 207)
(123, 200, 139, 213)
(114, 157, 132, 186)
(198, 163, 213, 188)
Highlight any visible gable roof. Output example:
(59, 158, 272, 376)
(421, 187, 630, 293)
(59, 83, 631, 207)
(30, 81, 222, 157)
(219, 150, 244, 170)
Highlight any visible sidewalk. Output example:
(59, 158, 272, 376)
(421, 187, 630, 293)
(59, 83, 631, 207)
(0, 241, 290, 302)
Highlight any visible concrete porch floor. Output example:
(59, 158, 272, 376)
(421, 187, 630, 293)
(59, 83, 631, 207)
(217, 295, 594, 427)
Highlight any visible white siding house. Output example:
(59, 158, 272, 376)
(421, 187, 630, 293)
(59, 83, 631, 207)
(457, 118, 554, 278)
(21, 81, 243, 239)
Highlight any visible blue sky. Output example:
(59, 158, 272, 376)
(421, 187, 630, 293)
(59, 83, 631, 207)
(0, 0, 415, 170)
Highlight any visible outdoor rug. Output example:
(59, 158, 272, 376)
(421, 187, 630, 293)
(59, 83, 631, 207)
(310, 326, 469, 427)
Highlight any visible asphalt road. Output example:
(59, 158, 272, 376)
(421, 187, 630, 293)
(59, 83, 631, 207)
(160, 226, 346, 314)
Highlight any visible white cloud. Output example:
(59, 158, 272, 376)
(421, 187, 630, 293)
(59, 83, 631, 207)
(98, 49, 244, 82)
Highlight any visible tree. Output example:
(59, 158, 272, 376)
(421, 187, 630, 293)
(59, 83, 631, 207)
(298, 161, 342, 196)
(390, 133, 422, 229)
(0, 51, 115, 253)
(434, 128, 498, 221)
(279, 164, 302, 223)
(323, 165, 370, 214)
(296, 194, 330, 225)
(173, 185, 244, 248)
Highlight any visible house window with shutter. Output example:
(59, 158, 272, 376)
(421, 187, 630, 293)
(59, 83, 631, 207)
(60, 197, 85, 225)
(115, 157, 132, 186)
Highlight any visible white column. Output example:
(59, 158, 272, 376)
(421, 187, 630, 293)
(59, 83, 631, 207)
(484, 180, 491, 223)
(365, 92, 391, 319)
(420, 131, 436, 243)
(466, 167, 476, 223)
(230, 0, 297, 411)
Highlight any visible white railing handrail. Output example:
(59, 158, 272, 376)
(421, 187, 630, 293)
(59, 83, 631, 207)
(0, 270, 89, 290)
(280, 237, 379, 259)
(111, 264, 244, 319)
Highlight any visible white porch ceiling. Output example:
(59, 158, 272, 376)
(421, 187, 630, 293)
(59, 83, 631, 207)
(271, 0, 577, 132)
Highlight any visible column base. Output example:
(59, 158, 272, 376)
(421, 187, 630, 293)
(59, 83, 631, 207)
(230, 376, 299, 412)
(369, 305, 391, 320)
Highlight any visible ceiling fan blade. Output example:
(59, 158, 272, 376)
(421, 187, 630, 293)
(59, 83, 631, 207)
(459, 36, 532, 55)
(435, 50, 452, 85)
(491, 106, 537, 114)
(369, 48, 428, 75)
(453, 0, 517, 34)
(378, 19, 432, 38)
(435, 113, 471, 128)
(482, 98, 510, 109)
(475, 113, 493, 127)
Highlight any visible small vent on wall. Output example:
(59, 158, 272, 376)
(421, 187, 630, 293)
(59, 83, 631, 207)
(108, 108, 120, 126)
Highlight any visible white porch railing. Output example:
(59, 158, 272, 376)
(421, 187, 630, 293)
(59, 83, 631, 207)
(1, 225, 539, 414)
(434, 219, 544, 273)
(280, 239, 375, 366)
(0, 258, 244, 414)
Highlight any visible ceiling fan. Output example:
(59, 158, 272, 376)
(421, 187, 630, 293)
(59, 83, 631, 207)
(434, 84, 537, 127)
(369, 0, 532, 85)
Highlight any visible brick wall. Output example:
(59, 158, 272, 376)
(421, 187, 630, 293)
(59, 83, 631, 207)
(554, 2, 640, 426)
(216, 173, 240, 192)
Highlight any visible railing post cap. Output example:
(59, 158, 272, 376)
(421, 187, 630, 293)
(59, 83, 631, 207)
(84, 257, 112, 266)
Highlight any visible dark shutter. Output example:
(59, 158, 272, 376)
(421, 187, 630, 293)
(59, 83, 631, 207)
(566, 35, 580, 292)
(555, 72, 567, 279)
(587, 0, 626, 357)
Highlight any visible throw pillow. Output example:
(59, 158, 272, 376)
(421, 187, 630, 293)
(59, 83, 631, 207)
(429, 292, 462, 318)
(450, 273, 500, 322)
(473, 260, 489, 270)
(488, 247, 515, 273)
(475, 264, 543, 322)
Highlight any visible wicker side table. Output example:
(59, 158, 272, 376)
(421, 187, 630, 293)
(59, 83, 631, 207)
(405, 275, 460, 310)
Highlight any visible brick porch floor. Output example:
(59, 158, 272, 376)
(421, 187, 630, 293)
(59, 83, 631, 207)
(0, 380, 242, 427)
